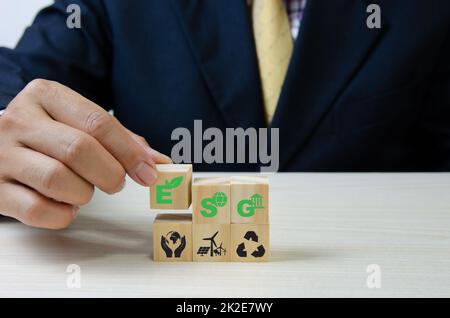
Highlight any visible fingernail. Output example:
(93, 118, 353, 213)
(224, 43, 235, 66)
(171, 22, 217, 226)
(161, 153, 173, 163)
(146, 147, 173, 164)
(114, 179, 126, 193)
(72, 206, 80, 218)
(135, 162, 157, 186)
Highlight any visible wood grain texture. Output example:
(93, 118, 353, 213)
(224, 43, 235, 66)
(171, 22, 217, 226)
(149, 164, 192, 210)
(1, 173, 450, 297)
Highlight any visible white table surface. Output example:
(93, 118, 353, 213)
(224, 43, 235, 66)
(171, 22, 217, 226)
(1, 173, 449, 298)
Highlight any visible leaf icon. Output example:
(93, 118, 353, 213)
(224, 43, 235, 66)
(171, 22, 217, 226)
(168, 176, 183, 189)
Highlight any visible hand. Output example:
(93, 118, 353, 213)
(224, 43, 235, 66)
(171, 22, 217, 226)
(161, 236, 173, 258)
(0, 79, 171, 229)
(174, 236, 186, 258)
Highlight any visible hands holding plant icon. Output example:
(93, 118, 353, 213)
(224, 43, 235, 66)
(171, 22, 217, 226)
(160, 231, 186, 258)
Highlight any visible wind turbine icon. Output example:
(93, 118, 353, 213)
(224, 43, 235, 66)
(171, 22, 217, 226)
(214, 243, 226, 256)
(203, 231, 219, 257)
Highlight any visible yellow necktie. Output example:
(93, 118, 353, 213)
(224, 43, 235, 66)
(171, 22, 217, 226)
(252, 0, 293, 124)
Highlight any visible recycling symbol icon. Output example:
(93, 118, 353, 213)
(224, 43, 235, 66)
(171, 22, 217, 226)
(236, 231, 266, 258)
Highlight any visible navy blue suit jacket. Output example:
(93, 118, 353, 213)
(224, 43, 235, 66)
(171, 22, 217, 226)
(1, 0, 450, 171)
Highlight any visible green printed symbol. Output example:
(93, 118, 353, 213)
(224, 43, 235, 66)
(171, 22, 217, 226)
(200, 192, 228, 218)
(237, 194, 264, 217)
(156, 176, 184, 204)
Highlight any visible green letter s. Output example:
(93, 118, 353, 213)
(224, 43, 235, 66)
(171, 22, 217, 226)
(200, 198, 218, 218)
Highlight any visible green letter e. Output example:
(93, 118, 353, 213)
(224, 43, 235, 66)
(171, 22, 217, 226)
(156, 185, 172, 204)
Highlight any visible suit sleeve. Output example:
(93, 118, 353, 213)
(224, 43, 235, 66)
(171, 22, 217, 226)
(416, 27, 450, 170)
(0, 0, 112, 111)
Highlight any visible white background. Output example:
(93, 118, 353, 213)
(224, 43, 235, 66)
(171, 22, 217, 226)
(0, 0, 52, 48)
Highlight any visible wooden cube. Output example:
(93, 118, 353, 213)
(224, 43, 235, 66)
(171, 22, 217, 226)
(153, 213, 193, 262)
(193, 224, 230, 262)
(149, 164, 192, 210)
(231, 176, 269, 224)
(192, 177, 230, 224)
(230, 224, 269, 262)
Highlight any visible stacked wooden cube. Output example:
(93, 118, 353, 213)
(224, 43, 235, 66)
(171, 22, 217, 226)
(150, 164, 269, 262)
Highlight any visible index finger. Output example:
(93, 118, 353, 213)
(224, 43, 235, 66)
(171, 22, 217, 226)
(23, 79, 158, 186)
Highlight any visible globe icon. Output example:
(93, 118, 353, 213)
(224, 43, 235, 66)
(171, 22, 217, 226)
(167, 231, 182, 245)
(212, 192, 227, 207)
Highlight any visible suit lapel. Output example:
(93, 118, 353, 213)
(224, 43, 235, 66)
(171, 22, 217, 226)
(170, 0, 265, 129)
(272, 0, 388, 169)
